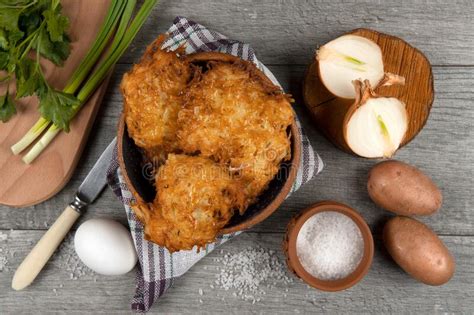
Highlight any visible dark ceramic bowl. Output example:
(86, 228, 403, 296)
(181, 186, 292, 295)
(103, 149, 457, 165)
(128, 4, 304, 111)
(117, 52, 301, 234)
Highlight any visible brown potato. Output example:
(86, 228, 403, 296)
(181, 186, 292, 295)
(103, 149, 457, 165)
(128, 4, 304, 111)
(383, 216, 455, 285)
(367, 160, 442, 216)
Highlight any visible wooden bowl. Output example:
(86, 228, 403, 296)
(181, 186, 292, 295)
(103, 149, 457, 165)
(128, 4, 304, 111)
(283, 201, 374, 291)
(117, 52, 301, 234)
(303, 28, 434, 154)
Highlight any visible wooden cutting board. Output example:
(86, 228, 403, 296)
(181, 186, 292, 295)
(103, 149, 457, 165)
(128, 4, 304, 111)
(0, 0, 112, 207)
(303, 28, 434, 154)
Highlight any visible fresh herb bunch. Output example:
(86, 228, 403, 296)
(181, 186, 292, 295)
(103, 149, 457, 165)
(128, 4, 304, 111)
(8, 0, 158, 164)
(0, 0, 79, 130)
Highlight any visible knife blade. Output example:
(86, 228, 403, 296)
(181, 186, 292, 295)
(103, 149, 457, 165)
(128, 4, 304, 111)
(75, 138, 117, 206)
(12, 138, 117, 291)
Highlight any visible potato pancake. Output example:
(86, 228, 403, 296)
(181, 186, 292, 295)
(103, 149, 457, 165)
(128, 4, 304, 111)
(177, 60, 294, 204)
(140, 154, 244, 252)
(121, 36, 192, 154)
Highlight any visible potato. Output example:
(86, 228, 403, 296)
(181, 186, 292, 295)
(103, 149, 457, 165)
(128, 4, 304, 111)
(367, 160, 442, 216)
(383, 216, 455, 285)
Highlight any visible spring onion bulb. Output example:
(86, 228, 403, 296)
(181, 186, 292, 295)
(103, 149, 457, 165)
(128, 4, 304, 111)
(12, 0, 158, 164)
(15, 0, 158, 164)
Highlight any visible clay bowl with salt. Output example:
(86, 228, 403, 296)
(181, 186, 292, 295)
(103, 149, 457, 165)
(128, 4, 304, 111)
(283, 201, 374, 291)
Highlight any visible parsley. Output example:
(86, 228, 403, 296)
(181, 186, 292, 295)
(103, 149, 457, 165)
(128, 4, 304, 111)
(39, 86, 79, 131)
(11, 0, 159, 163)
(0, 0, 75, 128)
(0, 89, 16, 122)
(43, 6, 69, 42)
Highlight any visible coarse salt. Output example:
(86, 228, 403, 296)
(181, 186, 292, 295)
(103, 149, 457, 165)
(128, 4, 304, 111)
(0, 232, 8, 241)
(0, 232, 9, 272)
(213, 246, 293, 303)
(53, 234, 96, 280)
(0, 255, 7, 272)
(296, 211, 364, 280)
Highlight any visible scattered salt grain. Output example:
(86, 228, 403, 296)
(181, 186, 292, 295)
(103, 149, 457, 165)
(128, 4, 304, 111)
(53, 235, 95, 280)
(296, 211, 364, 280)
(0, 232, 8, 241)
(0, 255, 8, 272)
(0, 232, 9, 272)
(213, 246, 293, 303)
(198, 288, 203, 296)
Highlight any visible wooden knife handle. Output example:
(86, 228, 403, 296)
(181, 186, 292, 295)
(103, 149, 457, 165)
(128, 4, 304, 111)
(12, 205, 81, 291)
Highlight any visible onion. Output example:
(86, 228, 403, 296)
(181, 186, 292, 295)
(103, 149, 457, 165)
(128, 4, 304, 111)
(317, 35, 384, 99)
(344, 80, 408, 158)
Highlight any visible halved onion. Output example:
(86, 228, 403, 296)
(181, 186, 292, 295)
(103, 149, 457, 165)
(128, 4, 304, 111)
(345, 80, 408, 158)
(317, 35, 384, 99)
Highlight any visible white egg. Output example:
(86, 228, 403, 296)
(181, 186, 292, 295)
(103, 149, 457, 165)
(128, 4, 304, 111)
(74, 219, 137, 276)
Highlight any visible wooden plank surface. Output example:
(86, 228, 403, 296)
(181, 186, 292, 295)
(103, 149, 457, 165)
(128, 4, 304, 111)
(1, 0, 473, 313)
(1, 66, 471, 235)
(0, 231, 472, 313)
(122, 0, 474, 66)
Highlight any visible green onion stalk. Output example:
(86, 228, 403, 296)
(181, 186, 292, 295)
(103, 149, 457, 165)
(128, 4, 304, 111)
(22, 0, 157, 164)
(11, 0, 127, 156)
(13, 0, 158, 164)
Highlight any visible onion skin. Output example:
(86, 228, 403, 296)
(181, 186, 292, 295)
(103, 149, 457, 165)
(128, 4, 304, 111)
(343, 80, 407, 158)
(367, 160, 442, 216)
(383, 216, 455, 286)
(304, 61, 407, 158)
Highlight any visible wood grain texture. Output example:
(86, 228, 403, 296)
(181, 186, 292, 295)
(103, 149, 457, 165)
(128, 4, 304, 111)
(0, 66, 471, 235)
(0, 231, 472, 313)
(0, 0, 112, 207)
(0, 0, 473, 312)
(119, 0, 474, 66)
(12, 206, 80, 291)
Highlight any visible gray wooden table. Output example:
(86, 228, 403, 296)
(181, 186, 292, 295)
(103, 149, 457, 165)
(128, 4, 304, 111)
(1, 1, 473, 313)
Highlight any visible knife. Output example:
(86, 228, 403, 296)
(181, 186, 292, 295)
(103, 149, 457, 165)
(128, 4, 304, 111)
(12, 138, 117, 291)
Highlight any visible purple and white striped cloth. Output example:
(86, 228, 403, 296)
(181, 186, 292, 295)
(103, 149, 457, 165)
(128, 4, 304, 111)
(106, 16, 323, 312)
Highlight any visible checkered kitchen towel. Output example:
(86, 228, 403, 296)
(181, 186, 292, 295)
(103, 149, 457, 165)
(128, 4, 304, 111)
(106, 16, 323, 312)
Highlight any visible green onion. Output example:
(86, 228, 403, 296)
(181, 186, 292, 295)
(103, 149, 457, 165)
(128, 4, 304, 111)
(22, 125, 60, 164)
(11, 0, 127, 156)
(11, 117, 50, 155)
(63, 0, 126, 94)
(22, 0, 158, 164)
(77, 0, 138, 102)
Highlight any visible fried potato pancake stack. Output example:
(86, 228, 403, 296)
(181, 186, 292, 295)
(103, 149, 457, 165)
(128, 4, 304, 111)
(178, 61, 294, 205)
(121, 39, 294, 252)
(121, 36, 192, 155)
